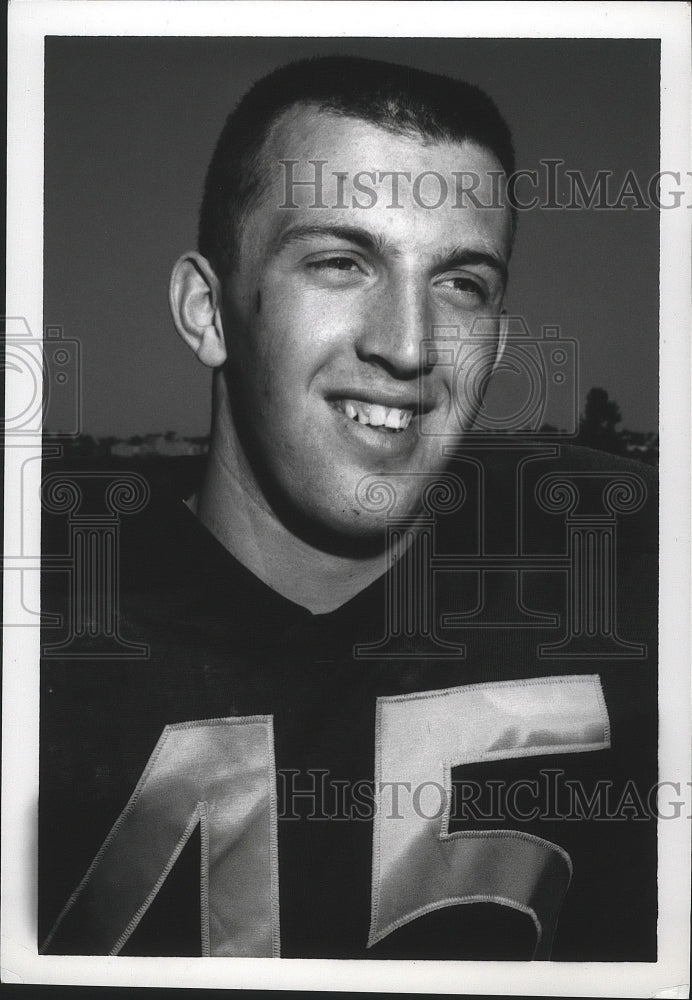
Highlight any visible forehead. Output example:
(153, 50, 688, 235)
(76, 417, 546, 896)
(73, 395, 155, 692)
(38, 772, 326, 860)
(242, 104, 512, 261)
(262, 103, 502, 176)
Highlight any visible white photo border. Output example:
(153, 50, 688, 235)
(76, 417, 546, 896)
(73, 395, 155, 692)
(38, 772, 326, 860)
(3, 1, 691, 995)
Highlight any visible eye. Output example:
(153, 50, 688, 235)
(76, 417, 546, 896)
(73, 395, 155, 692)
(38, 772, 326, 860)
(307, 256, 360, 273)
(304, 254, 366, 286)
(436, 274, 489, 305)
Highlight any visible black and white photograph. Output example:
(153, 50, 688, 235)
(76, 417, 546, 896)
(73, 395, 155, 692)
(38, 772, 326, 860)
(2, 2, 690, 995)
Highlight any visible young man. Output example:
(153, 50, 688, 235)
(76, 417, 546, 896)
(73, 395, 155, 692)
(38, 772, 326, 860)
(40, 56, 657, 961)
(170, 57, 513, 611)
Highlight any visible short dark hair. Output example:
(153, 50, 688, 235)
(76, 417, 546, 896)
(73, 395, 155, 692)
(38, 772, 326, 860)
(199, 55, 515, 277)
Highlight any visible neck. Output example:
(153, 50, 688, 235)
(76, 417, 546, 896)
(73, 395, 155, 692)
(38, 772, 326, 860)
(193, 413, 393, 615)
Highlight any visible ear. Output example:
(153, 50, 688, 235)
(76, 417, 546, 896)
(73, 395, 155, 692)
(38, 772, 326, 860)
(169, 252, 227, 368)
(492, 309, 509, 374)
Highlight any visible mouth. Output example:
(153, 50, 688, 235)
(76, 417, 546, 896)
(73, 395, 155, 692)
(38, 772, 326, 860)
(331, 397, 414, 432)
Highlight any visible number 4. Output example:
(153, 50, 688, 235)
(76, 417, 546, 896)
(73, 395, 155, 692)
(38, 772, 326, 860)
(41, 716, 280, 957)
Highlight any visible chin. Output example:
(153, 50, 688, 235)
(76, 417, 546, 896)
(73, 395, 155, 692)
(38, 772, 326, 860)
(269, 486, 399, 556)
(310, 480, 436, 553)
(306, 505, 394, 554)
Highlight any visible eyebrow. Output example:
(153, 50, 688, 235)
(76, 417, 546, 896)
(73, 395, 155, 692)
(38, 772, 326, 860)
(432, 247, 508, 286)
(273, 223, 508, 284)
(274, 223, 390, 256)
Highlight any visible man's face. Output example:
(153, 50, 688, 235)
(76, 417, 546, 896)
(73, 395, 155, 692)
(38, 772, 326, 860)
(219, 106, 512, 541)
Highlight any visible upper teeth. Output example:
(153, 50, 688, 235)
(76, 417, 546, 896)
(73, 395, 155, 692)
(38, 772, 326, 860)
(340, 399, 412, 431)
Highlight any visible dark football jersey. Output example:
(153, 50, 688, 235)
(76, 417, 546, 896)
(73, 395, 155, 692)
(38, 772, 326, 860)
(38, 445, 658, 961)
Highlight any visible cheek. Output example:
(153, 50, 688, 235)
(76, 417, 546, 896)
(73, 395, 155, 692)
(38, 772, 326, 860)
(265, 276, 358, 347)
(454, 342, 501, 394)
(251, 306, 347, 406)
(245, 335, 315, 445)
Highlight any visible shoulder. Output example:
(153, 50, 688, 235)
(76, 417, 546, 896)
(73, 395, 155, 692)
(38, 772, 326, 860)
(545, 445, 657, 542)
(444, 443, 657, 551)
(549, 443, 657, 484)
(477, 442, 657, 482)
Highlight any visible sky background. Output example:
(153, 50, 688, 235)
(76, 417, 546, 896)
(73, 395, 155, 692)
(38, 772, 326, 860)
(44, 36, 660, 438)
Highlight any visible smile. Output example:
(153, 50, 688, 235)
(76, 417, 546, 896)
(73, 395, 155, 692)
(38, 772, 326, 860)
(333, 398, 413, 432)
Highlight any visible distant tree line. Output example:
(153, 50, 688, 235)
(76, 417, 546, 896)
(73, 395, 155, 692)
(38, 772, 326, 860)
(49, 431, 210, 460)
(574, 387, 658, 466)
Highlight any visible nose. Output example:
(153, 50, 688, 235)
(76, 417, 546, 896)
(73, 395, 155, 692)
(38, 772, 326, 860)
(354, 271, 432, 379)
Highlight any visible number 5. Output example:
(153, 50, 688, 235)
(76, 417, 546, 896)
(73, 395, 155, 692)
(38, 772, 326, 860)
(369, 674, 610, 957)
